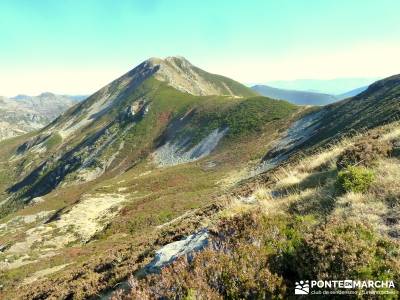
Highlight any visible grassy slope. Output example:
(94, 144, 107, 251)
(259, 74, 400, 169)
(119, 121, 400, 299)
(0, 132, 40, 196)
(5, 75, 398, 299)
(3, 74, 400, 298)
(1, 77, 295, 209)
(0, 78, 299, 298)
(304, 74, 400, 148)
(192, 65, 258, 97)
(0, 113, 299, 299)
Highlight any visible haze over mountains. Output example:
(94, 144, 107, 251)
(251, 84, 368, 105)
(0, 56, 399, 299)
(264, 77, 379, 94)
(0, 66, 372, 142)
(0, 93, 85, 141)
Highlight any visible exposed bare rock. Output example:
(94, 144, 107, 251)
(0, 93, 79, 141)
(154, 127, 228, 167)
(151, 56, 236, 96)
(144, 229, 209, 273)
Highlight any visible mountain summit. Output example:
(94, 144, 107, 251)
(2, 56, 290, 203)
(44, 56, 257, 140)
(144, 56, 256, 96)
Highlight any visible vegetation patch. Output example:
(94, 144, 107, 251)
(293, 219, 400, 283)
(115, 209, 399, 299)
(43, 133, 62, 151)
(336, 165, 375, 194)
(336, 134, 392, 169)
(174, 96, 296, 147)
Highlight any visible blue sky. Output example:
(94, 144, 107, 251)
(1, 0, 399, 95)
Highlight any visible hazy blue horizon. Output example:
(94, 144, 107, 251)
(258, 77, 380, 95)
(5, 76, 379, 99)
(1, 0, 399, 96)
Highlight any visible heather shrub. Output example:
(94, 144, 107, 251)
(392, 139, 400, 157)
(120, 245, 286, 300)
(112, 211, 322, 299)
(291, 219, 400, 282)
(336, 136, 392, 169)
(336, 166, 374, 194)
(112, 211, 400, 300)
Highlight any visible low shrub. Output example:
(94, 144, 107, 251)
(113, 211, 317, 300)
(392, 139, 400, 157)
(121, 244, 286, 300)
(112, 211, 400, 299)
(292, 219, 400, 283)
(336, 166, 375, 194)
(336, 136, 392, 170)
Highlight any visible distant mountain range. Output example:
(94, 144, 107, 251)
(335, 86, 368, 99)
(0, 93, 85, 141)
(251, 84, 368, 105)
(264, 77, 379, 94)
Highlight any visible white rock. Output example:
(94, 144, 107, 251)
(154, 127, 228, 167)
(145, 229, 209, 272)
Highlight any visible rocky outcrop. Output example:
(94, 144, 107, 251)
(256, 110, 326, 174)
(151, 57, 232, 96)
(0, 93, 79, 141)
(154, 127, 228, 167)
(144, 229, 209, 273)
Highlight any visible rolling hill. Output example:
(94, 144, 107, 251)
(251, 84, 368, 105)
(251, 84, 338, 105)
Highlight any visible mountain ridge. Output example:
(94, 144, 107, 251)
(251, 84, 338, 105)
(1, 56, 293, 209)
(264, 77, 379, 94)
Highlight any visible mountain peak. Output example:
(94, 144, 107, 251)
(38, 92, 56, 97)
(37, 56, 255, 139)
(164, 55, 191, 63)
(144, 56, 192, 68)
(145, 56, 164, 65)
(133, 55, 253, 97)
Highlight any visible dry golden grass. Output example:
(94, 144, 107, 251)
(104, 122, 400, 300)
(372, 158, 400, 199)
(296, 138, 352, 173)
(226, 122, 400, 239)
(272, 169, 310, 190)
(332, 192, 387, 230)
(252, 185, 274, 201)
(218, 198, 252, 218)
(327, 154, 394, 233)
(381, 121, 400, 141)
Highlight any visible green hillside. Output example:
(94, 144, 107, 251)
(1, 61, 399, 300)
(0, 57, 300, 299)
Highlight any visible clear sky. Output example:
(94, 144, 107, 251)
(1, 0, 399, 96)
